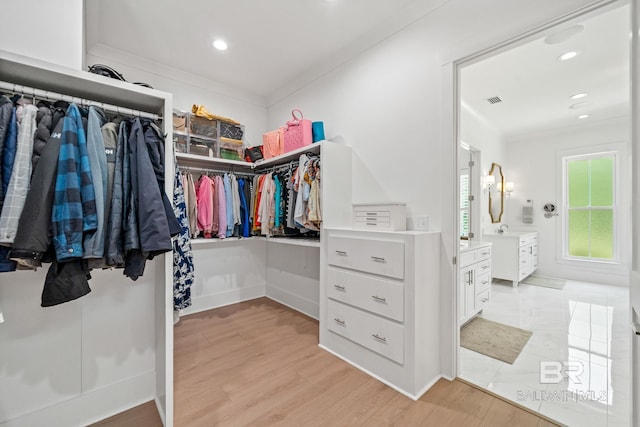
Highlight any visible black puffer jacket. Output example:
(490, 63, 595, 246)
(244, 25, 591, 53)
(10, 116, 65, 268)
(32, 101, 52, 173)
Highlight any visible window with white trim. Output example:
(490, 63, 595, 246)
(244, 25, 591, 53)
(563, 152, 616, 261)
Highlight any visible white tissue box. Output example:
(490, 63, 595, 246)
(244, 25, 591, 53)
(353, 203, 407, 231)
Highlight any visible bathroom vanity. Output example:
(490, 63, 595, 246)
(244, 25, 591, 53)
(459, 241, 492, 324)
(483, 231, 538, 287)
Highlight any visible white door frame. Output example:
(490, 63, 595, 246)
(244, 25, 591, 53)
(445, 0, 624, 384)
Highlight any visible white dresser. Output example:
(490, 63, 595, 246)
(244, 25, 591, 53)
(459, 241, 492, 324)
(320, 228, 441, 399)
(483, 231, 538, 287)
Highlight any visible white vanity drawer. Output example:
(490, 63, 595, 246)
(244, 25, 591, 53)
(327, 299, 404, 364)
(477, 246, 492, 261)
(475, 287, 491, 309)
(477, 258, 491, 276)
(327, 267, 404, 322)
(328, 236, 405, 279)
(475, 272, 491, 293)
(519, 234, 537, 247)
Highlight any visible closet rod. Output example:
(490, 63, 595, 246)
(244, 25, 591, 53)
(179, 165, 254, 177)
(0, 80, 161, 121)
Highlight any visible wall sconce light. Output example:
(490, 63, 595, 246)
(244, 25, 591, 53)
(483, 175, 495, 193)
(505, 181, 515, 197)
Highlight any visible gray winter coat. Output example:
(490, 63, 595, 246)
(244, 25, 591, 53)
(83, 106, 108, 259)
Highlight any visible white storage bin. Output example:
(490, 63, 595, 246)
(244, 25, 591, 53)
(353, 203, 406, 231)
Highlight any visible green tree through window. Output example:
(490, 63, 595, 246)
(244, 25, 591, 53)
(565, 153, 615, 260)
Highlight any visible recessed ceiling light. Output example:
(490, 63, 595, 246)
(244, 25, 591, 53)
(213, 39, 228, 51)
(569, 101, 590, 109)
(577, 114, 590, 119)
(558, 51, 579, 61)
(570, 92, 588, 99)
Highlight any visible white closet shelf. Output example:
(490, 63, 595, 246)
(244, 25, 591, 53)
(176, 141, 324, 171)
(253, 141, 322, 168)
(176, 153, 252, 169)
(190, 236, 320, 247)
(263, 237, 321, 248)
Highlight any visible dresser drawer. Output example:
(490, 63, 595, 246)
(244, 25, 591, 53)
(327, 267, 404, 322)
(328, 236, 405, 279)
(327, 299, 404, 364)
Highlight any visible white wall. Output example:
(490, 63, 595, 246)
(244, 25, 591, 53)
(0, 0, 83, 70)
(181, 240, 267, 316)
(505, 117, 631, 285)
(85, 46, 268, 148)
(0, 263, 159, 426)
(266, 0, 602, 378)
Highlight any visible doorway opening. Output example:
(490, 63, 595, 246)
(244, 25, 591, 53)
(453, 2, 631, 426)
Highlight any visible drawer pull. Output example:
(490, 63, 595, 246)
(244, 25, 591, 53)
(366, 217, 378, 221)
(481, 298, 489, 303)
(371, 256, 386, 262)
(366, 223, 377, 226)
(366, 212, 377, 216)
(372, 333, 387, 342)
(371, 295, 387, 303)
(480, 251, 489, 256)
(334, 318, 346, 326)
(335, 250, 347, 256)
(481, 265, 489, 270)
(481, 280, 488, 285)
(334, 284, 346, 291)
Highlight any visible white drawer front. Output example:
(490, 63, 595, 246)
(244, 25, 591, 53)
(477, 247, 492, 261)
(475, 272, 491, 293)
(475, 287, 491, 310)
(459, 250, 476, 268)
(477, 259, 491, 276)
(355, 211, 391, 218)
(328, 236, 405, 279)
(327, 267, 404, 322)
(327, 299, 404, 364)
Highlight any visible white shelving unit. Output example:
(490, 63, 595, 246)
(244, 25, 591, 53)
(0, 50, 175, 427)
(180, 141, 352, 321)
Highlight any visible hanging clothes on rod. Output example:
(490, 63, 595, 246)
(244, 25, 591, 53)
(0, 81, 179, 308)
(0, 80, 161, 121)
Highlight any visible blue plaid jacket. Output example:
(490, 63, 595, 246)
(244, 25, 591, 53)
(52, 104, 97, 261)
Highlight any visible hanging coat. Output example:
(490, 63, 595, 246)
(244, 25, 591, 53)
(0, 104, 38, 244)
(106, 120, 129, 267)
(10, 117, 65, 269)
(51, 103, 98, 262)
(172, 167, 194, 310)
(83, 106, 108, 259)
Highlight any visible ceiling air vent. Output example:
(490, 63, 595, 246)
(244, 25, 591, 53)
(486, 96, 502, 104)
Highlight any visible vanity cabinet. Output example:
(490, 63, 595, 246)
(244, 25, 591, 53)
(483, 231, 537, 287)
(459, 242, 492, 324)
(321, 228, 441, 399)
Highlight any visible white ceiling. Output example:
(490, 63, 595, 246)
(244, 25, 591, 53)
(85, 0, 424, 98)
(461, 4, 630, 139)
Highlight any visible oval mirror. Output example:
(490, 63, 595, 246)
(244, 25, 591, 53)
(488, 162, 504, 223)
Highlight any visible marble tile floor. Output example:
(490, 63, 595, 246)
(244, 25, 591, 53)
(459, 279, 631, 427)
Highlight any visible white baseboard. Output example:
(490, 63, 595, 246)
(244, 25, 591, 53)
(0, 371, 156, 427)
(181, 285, 265, 316)
(318, 344, 440, 401)
(266, 285, 319, 320)
(154, 395, 166, 426)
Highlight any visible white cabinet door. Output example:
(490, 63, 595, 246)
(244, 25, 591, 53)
(460, 265, 474, 321)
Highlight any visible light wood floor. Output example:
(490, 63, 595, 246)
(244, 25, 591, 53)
(97, 297, 560, 426)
